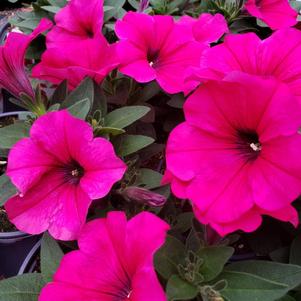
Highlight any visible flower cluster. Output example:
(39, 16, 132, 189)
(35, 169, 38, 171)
(0, 0, 301, 299)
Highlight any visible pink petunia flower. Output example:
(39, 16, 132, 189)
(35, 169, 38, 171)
(244, 0, 297, 30)
(32, 36, 118, 89)
(32, 0, 118, 89)
(46, 0, 104, 45)
(0, 18, 52, 99)
(115, 12, 206, 94)
(163, 73, 301, 236)
(5, 110, 126, 241)
(39, 211, 169, 301)
(190, 28, 301, 98)
(179, 13, 228, 44)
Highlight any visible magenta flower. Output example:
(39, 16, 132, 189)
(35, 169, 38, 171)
(0, 18, 52, 99)
(179, 13, 228, 44)
(46, 0, 104, 45)
(191, 28, 301, 98)
(245, 0, 297, 30)
(39, 211, 169, 301)
(163, 74, 301, 236)
(115, 12, 205, 94)
(32, 36, 118, 89)
(5, 110, 126, 240)
(32, 0, 118, 89)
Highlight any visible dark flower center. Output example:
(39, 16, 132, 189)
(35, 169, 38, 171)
(255, 0, 262, 7)
(236, 129, 261, 161)
(147, 48, 160, 67)
(62, 160, 84, 185)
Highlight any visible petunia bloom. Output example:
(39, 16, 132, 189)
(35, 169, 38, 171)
(190, 28, 301, 99)
(39, 211, 169, 301)
(244, 0, 297, 30)
(32, 0, 118, 89)
(0, 18, 52, 99)
(163, 73, 301, 236)
(46, 0, 104, 46)
(5, 110, 126, 240)
(179, 13, 228, 44)
(115, 12, 205, 94)
(32, 35, 119, 89)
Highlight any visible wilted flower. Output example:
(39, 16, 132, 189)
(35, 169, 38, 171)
(0, 19, 52, 100)
(39, 211, 169, 301)
(5, 110, 126, 240)
(115, 12, 205, 94)
(190, 28, 301, 99)
(244, 0, 297, 30)
(121, 186, 167, 207)
(163, 73, 301, 236)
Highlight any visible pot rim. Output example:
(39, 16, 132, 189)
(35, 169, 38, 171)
(0, 230, 33, 239)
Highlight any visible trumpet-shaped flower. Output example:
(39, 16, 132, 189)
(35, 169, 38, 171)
(115, 12, 205, 94)
(245, 0, 297, 30)
(39, 211, 169, 301)
(0, 19, 52, 99)
(32, 35, 118, 89)
(46, 0, 104, 45)
(163, 74, 301, 236)
(33, 0, 118, 89)
(191, 28, 301, 98)
(5, 110, 126, 240)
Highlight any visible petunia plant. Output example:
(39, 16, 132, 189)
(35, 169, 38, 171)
(0, 0, 301, 301)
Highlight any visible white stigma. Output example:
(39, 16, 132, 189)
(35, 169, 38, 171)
(71, 169, 79, 177)
(250, 142, 262, 152)
(149, 61, 154, 67)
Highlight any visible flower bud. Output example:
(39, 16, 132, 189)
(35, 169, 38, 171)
(122, 186, 167, 207)
(138, 0, 149, 12)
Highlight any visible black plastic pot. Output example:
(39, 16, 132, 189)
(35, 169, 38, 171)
(0, 231, 41, 278)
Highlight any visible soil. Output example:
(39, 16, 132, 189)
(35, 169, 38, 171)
(0, 207, 17, 232)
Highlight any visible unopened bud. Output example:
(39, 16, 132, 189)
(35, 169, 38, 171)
(138, 0, 149, 12)
(121, 187, 167, 207)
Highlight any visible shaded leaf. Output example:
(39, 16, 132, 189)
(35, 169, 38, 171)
(0, 174, 17, 206)
(67, 98, 91, 120)
(219, 271, 288, 301)
(154, 235, 186, 280)
(41, 232, 64, 283)
(166, 275, 198, 301)
(0, 274, 45, 301)
(290, 235, 301, 266)
(226, 260, 301, 291)
(114, 135, 154, 157)
(104, 106, 150, 129)
(0, 122, 30, 149)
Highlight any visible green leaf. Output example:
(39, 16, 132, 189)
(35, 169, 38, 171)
(0, 174, 17, 206)
(290, 235, 301, 266)
(114, 135, 154, 157)
(0, 122, 30, 149)
(96, 127, 125, 136)
(219, 271, 288, 301)
(92, 81, 107, 117)
(166, 275, 198, 301)
(225, 260, 301, 291)
(167, 94, 185, 109)
(41, 232, 64, 283)
(67, 98, 91, 120)
(104, 106, 150, 129)
(135, 168, 163, 189)
(47, 0, 67, 7)
(50, 80, 68, 105)
(0, 273, 45, 301)
(197, 246, 234, 282)
(62, 77, 94, 109)
(277, 295, 296, 301)
(154, 235, 186, 280)
(41, 6, 61, 13)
